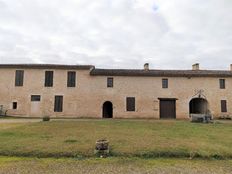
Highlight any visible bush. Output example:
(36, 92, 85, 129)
(42, 116, 50, 122)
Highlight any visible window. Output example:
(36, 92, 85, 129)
(45, 71, 53, 87)
(15, 70, 24, 86)
(162, 79, 168, 88)
(67, 71, 76, 87)
(221, 100, 227, 112)
(126, 97, 135, 111)
(31, 95, 41, 102)
(54, 96, 63, 112)
(219, 79, 225, 89)
(107, 77, 113, 88)
(13, 102, 17, 110)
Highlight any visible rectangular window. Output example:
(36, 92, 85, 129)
(13, 102, 17, 110)
(45, 71, 53, 87)
(67, 71, 76, 87)
(15, 70, 24, 86)
(31, 95, 41, 102)
(107, 77, 113, 88)
(126, 97, 135, 111)
(221, 100, 227, 112)
(54, 96, 63, 112)
(162, 79, 168, 88)
(219, 79, 225, 89)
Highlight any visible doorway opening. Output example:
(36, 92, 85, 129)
(102, 101, 113, 118)
(189, 98, 208, 114)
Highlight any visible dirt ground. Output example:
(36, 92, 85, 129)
(0, 157, 231, 174)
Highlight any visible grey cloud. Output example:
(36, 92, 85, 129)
(0, 0, 231, 70)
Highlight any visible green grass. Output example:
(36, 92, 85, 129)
(0, 156, 231, 174)
(0, 119, 231, 159)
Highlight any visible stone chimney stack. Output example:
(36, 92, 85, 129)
(192, 63, 200, 70)
(144, 63, 149, 71)
(230, 64, 232, 71)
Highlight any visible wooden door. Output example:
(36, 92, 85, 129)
(160, 100, 176, 119)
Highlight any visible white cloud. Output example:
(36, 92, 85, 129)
(0, 0, 231, 70)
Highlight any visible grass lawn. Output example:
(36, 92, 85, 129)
(0, 119, 231, 159)
(0, 157, 231, 174)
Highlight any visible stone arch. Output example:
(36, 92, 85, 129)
(189, 98, 209, 115)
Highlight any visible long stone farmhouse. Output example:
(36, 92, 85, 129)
(0, 63, 231, 119)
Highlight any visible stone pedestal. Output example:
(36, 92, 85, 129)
(94, 139, 109, 157)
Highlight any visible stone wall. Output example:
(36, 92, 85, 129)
(0, 67, 231, 119)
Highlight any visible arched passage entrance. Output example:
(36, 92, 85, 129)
(102, 101, 113, 118)
(189, 98, 208, 115)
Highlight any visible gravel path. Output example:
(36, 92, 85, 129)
(0, 118, 41, 123)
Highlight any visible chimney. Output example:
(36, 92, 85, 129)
(144, 63, 149, 71)
(192, 63, 200, 70)
(230, 64, 232, 71)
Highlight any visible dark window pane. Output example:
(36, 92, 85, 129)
(67, 71, 76, 87)
(219, 79, 225, 89)
(13, 102, 17, 109)
(107, 77, 113, 87)
(54, 96, 63, 112)
(15, 70, 24, 86)
(126, 97, 135, 111)
(221, 100, 227, 112)
(162, 79, 168, 88)
(45, 71, 53, 87)
(31, 95, 41, 102)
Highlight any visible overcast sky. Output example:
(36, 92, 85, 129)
(0, 0, 231, 69)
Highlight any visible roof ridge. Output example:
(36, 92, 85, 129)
(90, 68, 232, 77)
(0, 64, 94, 70)
(92, 68, 231, 72)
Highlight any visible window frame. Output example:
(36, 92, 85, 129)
(107, 77, 114, 88)
(67, 71, 76, 87)
(162, 78, 168, 89)
(126, 97, 135, 112)
(221, 100, 227, 113)
(45, 71, 54, 87)
(31, 95, 41, 102)
(12, 102, 17, 110)
(15, 70, 24, 87)
(54, 95, 63, 112)
(219, 79, 225, 89)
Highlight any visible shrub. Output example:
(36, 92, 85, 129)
(42, 116, 50, 122)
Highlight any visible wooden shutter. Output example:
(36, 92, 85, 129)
(221, 100, 227, 112)
(67, 71, 76, 87)
(107, 77, 113, 87)
(15, 70, 24, 86)
(54, 96, 63, 112)
(45, 71, 53, 87)
(126, 97, 135, 111)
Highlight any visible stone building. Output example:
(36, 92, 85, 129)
(0, 63, 231, 119)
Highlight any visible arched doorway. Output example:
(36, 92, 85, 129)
(102, 101, 113, 118)
(189, 98, 208, 115)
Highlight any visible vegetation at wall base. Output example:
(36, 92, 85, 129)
(42, 116, 50, 122)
